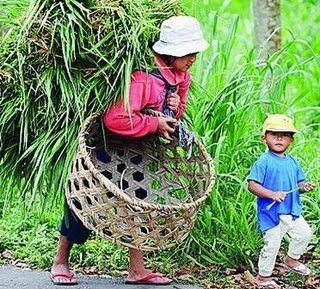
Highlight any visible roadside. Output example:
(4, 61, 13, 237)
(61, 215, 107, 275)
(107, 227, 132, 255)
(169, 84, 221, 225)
(0, 265, 202, 289)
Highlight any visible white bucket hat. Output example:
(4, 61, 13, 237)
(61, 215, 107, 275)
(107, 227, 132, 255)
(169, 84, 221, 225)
(152, 16, 209, 57)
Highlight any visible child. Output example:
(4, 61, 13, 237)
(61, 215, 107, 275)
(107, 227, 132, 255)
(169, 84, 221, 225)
(247, 114, 316, 289)
(51, 15, 208, 285)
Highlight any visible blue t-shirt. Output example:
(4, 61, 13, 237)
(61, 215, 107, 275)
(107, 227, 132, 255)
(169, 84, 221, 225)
(247, 150, 305, 232)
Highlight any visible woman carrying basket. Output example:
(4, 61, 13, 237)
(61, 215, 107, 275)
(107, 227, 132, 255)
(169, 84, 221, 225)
(51, 15, 208, 285)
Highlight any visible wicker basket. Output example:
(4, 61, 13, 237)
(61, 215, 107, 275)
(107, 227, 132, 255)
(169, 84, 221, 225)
(66, 114, 215, 251)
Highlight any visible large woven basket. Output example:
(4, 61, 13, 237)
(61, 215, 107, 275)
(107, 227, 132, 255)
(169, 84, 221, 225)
(66, 114, 215, 251)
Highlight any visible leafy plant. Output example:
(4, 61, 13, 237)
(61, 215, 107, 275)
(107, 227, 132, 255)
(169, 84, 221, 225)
(0, 0, 319, 283)
(0, 0, 181, 208)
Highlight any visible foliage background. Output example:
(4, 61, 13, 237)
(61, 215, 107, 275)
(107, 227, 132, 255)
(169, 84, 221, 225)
(0, 0, 319, 286)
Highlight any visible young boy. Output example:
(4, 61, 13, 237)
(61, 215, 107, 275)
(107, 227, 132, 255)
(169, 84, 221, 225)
(247, 114, 316, 288)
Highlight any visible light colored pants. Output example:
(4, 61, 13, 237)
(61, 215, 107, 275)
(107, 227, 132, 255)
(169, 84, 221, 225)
(258, 214, 313, 277)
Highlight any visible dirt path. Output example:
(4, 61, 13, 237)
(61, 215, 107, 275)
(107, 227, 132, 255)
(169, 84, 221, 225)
(0, 265, 201, 289)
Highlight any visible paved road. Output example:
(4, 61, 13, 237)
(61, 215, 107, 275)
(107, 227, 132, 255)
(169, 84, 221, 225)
(0, 265, 201, 289)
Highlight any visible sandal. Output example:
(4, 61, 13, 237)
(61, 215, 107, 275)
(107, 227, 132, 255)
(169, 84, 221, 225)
(125, 272, 171, 285)
(50, 272, 78, 285)
(255, 279, 281, 289)
(281, 262, 311, 276)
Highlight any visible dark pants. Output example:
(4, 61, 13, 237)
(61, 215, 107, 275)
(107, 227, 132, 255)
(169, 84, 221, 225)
(59, 207, 91, 244)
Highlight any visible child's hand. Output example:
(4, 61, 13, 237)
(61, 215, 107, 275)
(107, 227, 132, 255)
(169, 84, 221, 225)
(302, 182, 316, 192)
(167, 91, 180, 111)
(158, 116, 177, 140)
(272, 191, 287, 202)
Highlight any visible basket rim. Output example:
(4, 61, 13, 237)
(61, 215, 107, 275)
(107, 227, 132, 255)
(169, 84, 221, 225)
(78, 113, 216, 212)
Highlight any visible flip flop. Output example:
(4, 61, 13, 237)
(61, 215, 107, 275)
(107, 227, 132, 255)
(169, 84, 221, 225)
(50, 272, 78, 285)
(255, 278, 281, 289)
(125, 272, 172, 285)
(281, 262, 311, 276)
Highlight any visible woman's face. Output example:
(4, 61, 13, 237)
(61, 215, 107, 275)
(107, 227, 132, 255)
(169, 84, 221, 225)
(172, 53, 197, 72)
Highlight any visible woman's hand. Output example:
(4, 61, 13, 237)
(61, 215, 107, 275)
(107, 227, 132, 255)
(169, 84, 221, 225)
(158, 116, 177, 140)
(166, 91, 180, 111)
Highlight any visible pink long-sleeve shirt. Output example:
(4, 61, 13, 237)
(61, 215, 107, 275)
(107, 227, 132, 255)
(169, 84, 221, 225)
(103, 56, 191, 137)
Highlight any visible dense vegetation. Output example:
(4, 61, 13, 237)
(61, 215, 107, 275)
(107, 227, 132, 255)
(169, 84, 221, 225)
(0, 0, 319, 286)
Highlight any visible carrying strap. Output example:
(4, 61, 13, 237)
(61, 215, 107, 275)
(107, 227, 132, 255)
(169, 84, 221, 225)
(150, 69, 176, 118)
(149, 69, 195, 158)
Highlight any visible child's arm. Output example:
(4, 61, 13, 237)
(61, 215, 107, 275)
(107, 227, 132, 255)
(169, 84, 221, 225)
(248, 180, 286, 202)
(298, 181, 316, 193)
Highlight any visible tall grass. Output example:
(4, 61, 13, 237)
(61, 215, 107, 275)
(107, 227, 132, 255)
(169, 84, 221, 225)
(178, 0, 320, 271)
(0, 0, 319, 278)
(0, 0, 181, 209)
(0, 0, 29, 36)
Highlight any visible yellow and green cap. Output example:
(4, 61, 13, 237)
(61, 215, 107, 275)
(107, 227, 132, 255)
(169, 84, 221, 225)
(262, 114, 298, 134)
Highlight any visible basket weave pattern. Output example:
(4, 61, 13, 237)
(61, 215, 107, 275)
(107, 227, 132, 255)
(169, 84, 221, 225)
(66, 114, 215, 251)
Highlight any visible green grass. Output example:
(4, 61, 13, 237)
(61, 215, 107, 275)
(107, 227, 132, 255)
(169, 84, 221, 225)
(0, 0, 319, 286)
(180, 0, 320, 275)
(0, 0, 182, 207)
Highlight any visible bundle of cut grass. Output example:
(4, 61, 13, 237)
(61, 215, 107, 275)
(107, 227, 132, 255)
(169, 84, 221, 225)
(0, 0, 182, 205)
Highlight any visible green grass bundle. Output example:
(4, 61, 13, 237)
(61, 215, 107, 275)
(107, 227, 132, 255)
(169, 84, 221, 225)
(0, 0, 182, 206)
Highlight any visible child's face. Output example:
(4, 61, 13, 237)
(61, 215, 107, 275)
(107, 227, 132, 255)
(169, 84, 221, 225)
(262, 131, 294, 155)
(172, 53, 197, 72)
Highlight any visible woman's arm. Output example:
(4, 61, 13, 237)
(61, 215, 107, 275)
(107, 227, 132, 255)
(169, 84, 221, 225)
(104, 71, 178, 139)
(104, 73, 158, 137)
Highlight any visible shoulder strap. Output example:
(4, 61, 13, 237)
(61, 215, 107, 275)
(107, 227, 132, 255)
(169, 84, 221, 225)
(150, 70, 194, 156)
(149, 68, 164, 81)
(150, 69, 176, 118)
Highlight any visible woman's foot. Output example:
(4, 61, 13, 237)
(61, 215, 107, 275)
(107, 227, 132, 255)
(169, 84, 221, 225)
(126, 248, 171, 285)
(50, 235, 77, 285)
(50, 264, 78, 285)
(126, 268, 171, 285)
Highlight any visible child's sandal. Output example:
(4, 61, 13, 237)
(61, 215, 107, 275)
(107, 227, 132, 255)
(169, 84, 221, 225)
(281, 262, 311, 276)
